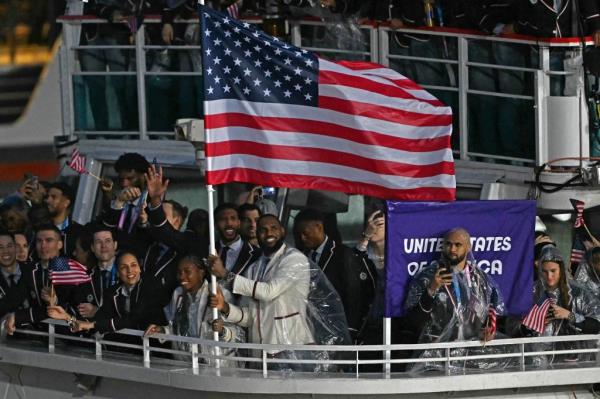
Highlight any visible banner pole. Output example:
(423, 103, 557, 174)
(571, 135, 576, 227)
(199, 0, 221, 369)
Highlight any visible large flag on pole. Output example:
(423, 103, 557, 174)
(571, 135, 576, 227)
(199, 6, 455, 201)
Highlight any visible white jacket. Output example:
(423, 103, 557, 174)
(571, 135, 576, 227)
(225, 243, 314, 354)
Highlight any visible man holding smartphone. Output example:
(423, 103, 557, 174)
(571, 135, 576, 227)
(404, 227, 504, 372)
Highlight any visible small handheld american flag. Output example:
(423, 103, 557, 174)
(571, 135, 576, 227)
(522, 297, 555, 334)
(226, 0, 242, 19)
(68, 148, 87, 175)
(49, 257, 92, 286)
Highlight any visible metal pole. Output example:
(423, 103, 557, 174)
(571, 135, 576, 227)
(95, 336, 102, 361)
(191, 343, 199, 375)
(457, 36, 469, 161)
(198, 0, 221, 369)
(378, 27, 389, 67)
(48, 323, 55, 354)
(143, 336, 150, 367)
(384, 317, 391, 377)
(135, 24, 148, 139)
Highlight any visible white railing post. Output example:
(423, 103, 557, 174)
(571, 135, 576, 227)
(378, 27, 389, 67)
(59, 21, 76, 138)
(135, 24, 148, 139)
(290, 21, 301, 48)
(192, 343, 199, 375)
(48, 323, 55, 354)
(383, 317, 391, 377)
(457, 36, 469, 161)
(369, 25, 378, 63)
(143, 336, 150, 368)
(262, 350, 268, 377)
(534, 69, 546, 166)
(95, 335, 102, 361)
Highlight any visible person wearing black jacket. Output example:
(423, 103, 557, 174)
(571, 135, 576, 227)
(5, 225, 73, 333)
(144, 165, 208, 260)
(47, 251, 166, 339)
(101, 153, 152, 255)
(516, 0, 600, 95)
(77, 0, 138, 131)
(46, 182, 85, 258)
(294, 209, 375, 343)
(213, 202, 260, 278)
(0, 232, 33, 323)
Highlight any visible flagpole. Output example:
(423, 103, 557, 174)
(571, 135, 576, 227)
(198, 0, 221, 369)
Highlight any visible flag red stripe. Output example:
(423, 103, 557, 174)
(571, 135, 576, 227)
(318, 96, 453, 127)
(206, 167, 456, 201)
(205, 113, 451, 152)
(319, 70, 444, 106)
(333, 61, 426, 91)
(206, 141, 455, 178)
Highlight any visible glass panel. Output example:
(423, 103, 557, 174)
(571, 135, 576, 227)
(73, 73, 139, 133)
(467, 93, 534, 161)
(145, 48, 204, 134)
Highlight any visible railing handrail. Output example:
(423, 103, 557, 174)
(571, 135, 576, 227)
(42, 318, 600, 353)
(56, 14, 596, 46)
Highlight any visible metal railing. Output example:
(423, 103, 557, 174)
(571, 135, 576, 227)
(58, 16, 595, 166)
(8, 319, 600, 382)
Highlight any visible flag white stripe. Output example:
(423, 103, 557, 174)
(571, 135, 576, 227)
(319, 59, 438, 102)
(206, 126, 454, 164)
(208, 155, 456, 189)
(319, 84, 452, 116)
(205, 99, 451, 139)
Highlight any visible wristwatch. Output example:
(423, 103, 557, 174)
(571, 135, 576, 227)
(568, 312, 576, 324)
(223, 271, 236, 288)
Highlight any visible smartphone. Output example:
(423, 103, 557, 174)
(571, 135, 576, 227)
(24, 173, 38, 187)
(263, 187, 276, 200)
(438, 259, 452, 276)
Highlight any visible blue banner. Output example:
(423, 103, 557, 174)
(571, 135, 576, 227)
(385, 200, 535, 317)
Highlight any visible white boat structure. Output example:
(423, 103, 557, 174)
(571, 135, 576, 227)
(0, 13, 599, 398)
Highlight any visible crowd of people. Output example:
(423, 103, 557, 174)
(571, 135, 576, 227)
(70, 1, 600, 158)
(0, 152, 600, 378)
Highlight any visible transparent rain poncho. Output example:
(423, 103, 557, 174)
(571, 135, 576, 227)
(289, 2, 366, 62)
(405, 253, 513, 374)
(224, 243, 350, 373)
(163, 282, 246, 368)
(526, 246, 600, 368)
(573, 250, 600, 297)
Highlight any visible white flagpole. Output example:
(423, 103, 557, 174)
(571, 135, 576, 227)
(199, 0, 221, 369)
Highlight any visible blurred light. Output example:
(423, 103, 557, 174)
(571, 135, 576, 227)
(552, 213, 572, 222)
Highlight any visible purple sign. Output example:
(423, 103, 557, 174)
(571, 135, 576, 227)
(385, 200, 535, 317)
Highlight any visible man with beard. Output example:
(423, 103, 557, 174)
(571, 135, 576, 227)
(214, 203, 259, 278)
(46, 182, 84, 257)
(238, 203, 261, 247)
(209, 214, 314, 369)
(294, 208, 373, 343)
(405, 228, 503, 345)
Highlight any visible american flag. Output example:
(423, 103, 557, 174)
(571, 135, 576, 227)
(68, 148, 87, 175)
(522, 297, 554, 334)
(226, 0, 241, 19)
(199, 6, 455, 201)
(569, 199, 587, 268)
(487, 306, 497, 335)
(572, 198, 585, 228)
(49, 257, 91, 285)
